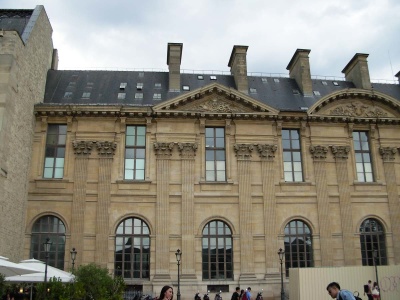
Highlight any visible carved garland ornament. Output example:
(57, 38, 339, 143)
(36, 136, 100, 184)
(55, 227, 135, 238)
(154, 142, 175, 158)
(73, 140, 94, 155)
(330, 102, 388, 118)
(257, 144, 277, 160)
(234, 144, 254, 160)
(379, 147, 397, 162)
(310, 145, 328, 160)
(178, 143, 198, 158)
(182, 98, 250, 113)
(96, 141, 117, 156)
(330, 145, 350, 160)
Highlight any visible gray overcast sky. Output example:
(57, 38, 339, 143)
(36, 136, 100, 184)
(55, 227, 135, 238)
(3, 0, 400, 81)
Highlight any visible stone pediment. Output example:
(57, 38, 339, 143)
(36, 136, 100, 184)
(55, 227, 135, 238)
(309, 89, 400, 119)
(153, 83, 278, 115)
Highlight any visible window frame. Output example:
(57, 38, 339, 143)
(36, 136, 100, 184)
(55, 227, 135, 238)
(114, 217, 150, 279)
(205, 127, 226, 182)
(352, 131, 374, 182)
(124, 125, 146, 180)
(30, 215, 66, 269)
(43, 124, 67, 179)
(360, 218, 387, 266)
(282, 129, 304, 182)
(284, 219, 313, 277)
(202, 220, 233, 280)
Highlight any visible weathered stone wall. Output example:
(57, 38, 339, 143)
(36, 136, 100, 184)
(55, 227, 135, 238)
(0, 7, 53, 261)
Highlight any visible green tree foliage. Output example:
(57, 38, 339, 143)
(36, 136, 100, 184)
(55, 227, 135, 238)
(33, 263, 125, 300)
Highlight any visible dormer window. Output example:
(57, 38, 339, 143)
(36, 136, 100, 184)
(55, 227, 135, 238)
(137, 83, 143, 90)
(120, 83, 127, 90)
(182, 85, 190, 91)
(210, 75, 217, 80)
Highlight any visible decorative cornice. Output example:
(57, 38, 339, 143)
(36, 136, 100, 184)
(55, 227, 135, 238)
(257, 144, 277, 160)
(234, 144, 254, 160)
(310, 145, 328, 160)
(178, 143, 198, 158)
(96, 141, 117, 156)
(72, 140, 94, 156)
(330, 145, 350, 160)
(379, 146, 397, 162)
(154, 142, 175, 158)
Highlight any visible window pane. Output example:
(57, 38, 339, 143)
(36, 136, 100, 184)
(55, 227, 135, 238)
(126, 136, 135, 146)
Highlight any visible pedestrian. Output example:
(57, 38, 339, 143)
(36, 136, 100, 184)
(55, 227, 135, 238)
(364, 280, 373, 300)
(244, 287, 251, 300)
(326, 282, 355, 300)
(231, 287, 240, 300)
(371, 282, 380, 299)
(159, 286, 174, 300)
(239, 289, 245, 300)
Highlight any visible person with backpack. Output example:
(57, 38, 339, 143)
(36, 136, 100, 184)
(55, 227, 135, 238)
(326, 282, 356, 300)
(231, 287, 240, 300)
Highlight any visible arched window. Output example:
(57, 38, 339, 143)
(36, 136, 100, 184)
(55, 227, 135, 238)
(202, 220, 233, 280)
(115, 217, 150, 279)
(360, 218, 387, 266)
(30, 215, 66, 269)
(284, 220, 313, 276)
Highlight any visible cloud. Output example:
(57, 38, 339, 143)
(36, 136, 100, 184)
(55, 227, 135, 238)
(2, 0, 400, 80)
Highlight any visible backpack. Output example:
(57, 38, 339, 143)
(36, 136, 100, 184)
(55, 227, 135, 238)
(353, 291, 362, 300)
(364, 285, 370, 293)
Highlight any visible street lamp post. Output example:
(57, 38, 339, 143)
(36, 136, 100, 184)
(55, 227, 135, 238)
(70, 248, 77, 273)
(373, 249, 380, 299)
(43, 238, 52, 297)
(175, 249, 182, 300)
(278, 248, 285, 300)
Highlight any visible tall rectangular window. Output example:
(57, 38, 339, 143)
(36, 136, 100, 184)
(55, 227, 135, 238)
(43, 124, 67, 179)
(125, 126, 146, 180)
(282, 129, 303, 182)
(205, 127, 226, 181)
(353, 131, 373, 182)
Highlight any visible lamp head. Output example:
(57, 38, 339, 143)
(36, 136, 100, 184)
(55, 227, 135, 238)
(175, 249, 182, 262)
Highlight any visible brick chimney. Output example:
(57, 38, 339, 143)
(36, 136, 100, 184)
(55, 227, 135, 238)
(228, 45, 249, 94)
(51, 49, 59, 70)
(395, 71, 400, 85)
(342, 53, 371, 89)
(167, 43, 183, 91)
(286, 49, 313, 96)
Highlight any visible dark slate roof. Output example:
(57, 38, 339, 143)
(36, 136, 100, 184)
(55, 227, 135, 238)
(0, 9, 33, 36)
(42, 70, 400, 111)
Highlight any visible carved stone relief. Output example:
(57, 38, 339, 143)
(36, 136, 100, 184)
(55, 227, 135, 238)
(73, 140, 94, 155)
(257, 144, 277, 160)
(234, 144, 254, 160)
(154, 142, 175, 158)
(179, 96, 253, 113)
(379, 147, 397, 162)
(96, 141, 117, 156)
(310, 145, 328, 160)
(178, 143, 198, 158)
(330, 145, 350, 160)
(328, 101, 391, 117)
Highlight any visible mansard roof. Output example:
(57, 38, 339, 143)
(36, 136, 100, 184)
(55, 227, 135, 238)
(0, 9, 33, 36)
(42, 69, 400, 114)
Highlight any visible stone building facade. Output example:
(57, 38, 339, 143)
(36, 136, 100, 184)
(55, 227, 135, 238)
(0, 6, 56, 261)
(23, 40, 400, 299)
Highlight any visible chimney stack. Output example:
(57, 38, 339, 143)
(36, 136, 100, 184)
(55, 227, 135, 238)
(395, 71, 400, 85)
(51, 49, 59, 70)
(286, 49, 313, 96)
(167, 43, 183, 91)
(342, 53, 371, 89)
(228, 45, 249, 94)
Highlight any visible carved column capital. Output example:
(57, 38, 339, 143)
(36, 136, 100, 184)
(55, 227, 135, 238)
(154, 142, 175, 158)
(310, 145, 328, 160)
(178, 143, 198, 159)
(96, 141, 117, 156)
(257, 144, 277, 161)
(380, 146, 397, 162)
(234, 144, 253, 160)
(73, 140, 94, 156)
(330, 145, 350, 160)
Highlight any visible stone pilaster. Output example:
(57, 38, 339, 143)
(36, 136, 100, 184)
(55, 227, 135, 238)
(330, 145, 354, 265)
(234, 143, 256, 280)
(153, 142, 174, 280)
(257, 144, 278, 275)
(380, 147, 400, 263)
(94, 141, 116, 267)
(178, 142, 197, 279)
(310, 145, 332, 266)
(71, 140, 93, 267)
